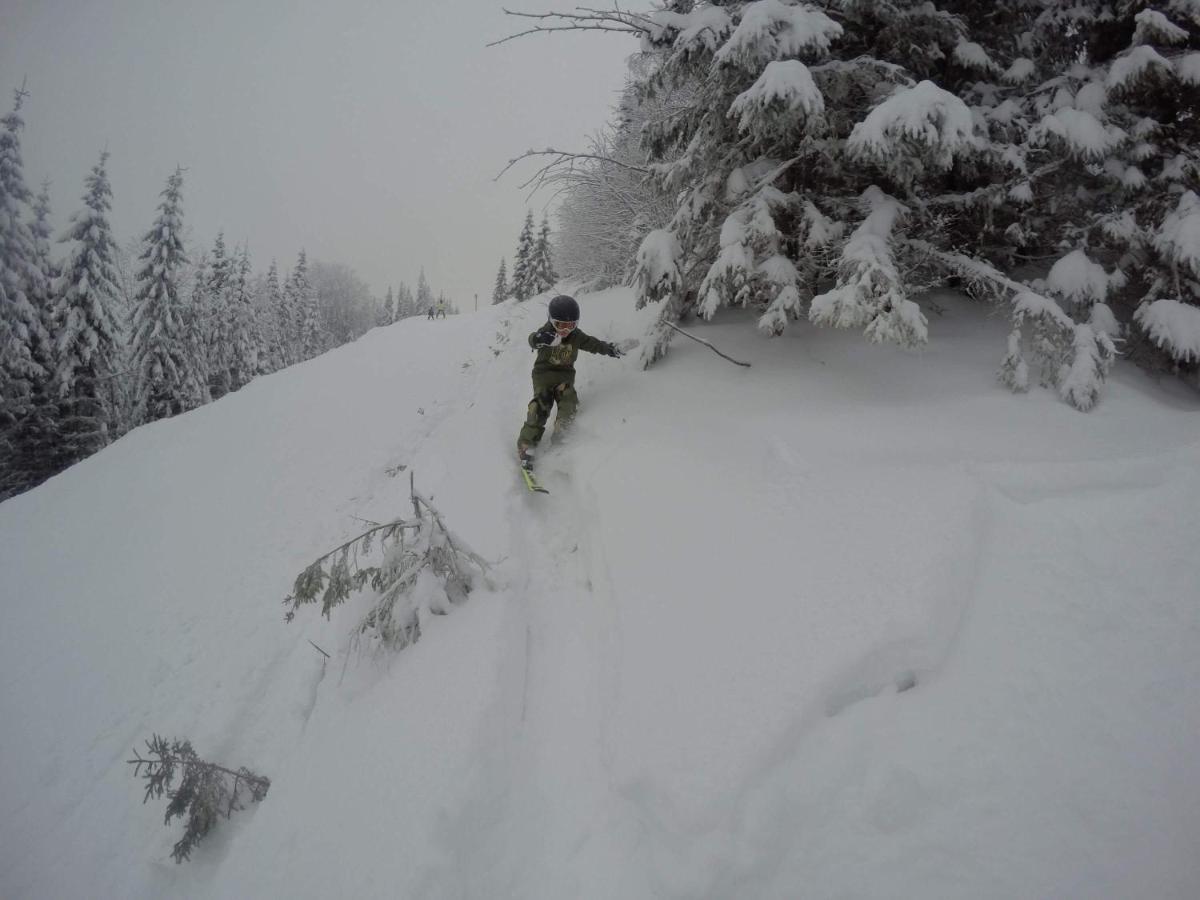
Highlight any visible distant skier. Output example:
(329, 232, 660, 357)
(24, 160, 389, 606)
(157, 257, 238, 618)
(436, 300, 447, 319)
(517, 294, 622, 469)
(427, 306, 435, 320)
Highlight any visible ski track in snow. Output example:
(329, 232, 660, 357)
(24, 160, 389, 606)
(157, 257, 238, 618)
(420, 301, 647, 899)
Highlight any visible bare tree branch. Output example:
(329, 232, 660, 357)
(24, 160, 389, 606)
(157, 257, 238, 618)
(487, 7, 655, 47)
(495, 148, 650, 189)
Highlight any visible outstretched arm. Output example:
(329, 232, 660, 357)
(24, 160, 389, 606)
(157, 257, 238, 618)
(575, 330, 623, 357)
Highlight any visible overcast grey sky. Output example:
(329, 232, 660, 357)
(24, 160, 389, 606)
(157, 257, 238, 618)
(1, 0, 632, 307)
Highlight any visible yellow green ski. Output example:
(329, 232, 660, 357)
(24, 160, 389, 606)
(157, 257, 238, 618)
(520, 465, 549, 494)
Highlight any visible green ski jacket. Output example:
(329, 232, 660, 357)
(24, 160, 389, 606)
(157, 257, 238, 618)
(527, 324, 619, 379)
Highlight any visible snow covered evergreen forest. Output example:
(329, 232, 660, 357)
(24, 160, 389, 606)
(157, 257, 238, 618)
(542, 0, 1200, 397)
(0, 95, 465, 501)
(3, 1, 1200, 898)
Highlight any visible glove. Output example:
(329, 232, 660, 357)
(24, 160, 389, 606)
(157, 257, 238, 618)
(609, 344, 625, 358)
(533, 327, 556, 349)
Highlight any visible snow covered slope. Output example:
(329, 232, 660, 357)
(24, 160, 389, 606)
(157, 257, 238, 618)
(3, 288, 1199, 899)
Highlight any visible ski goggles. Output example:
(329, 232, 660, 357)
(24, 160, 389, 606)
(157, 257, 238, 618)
(551, 319, 578, 332)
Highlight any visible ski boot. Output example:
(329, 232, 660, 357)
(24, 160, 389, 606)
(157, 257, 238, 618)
(518, 443, 535, 471)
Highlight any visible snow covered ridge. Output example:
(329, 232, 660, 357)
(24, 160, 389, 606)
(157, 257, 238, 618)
(4, 291, 1200, 899)
(523, 0, 1200, 408)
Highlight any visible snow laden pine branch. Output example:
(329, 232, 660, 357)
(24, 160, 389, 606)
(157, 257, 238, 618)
(810, 188, 928, 348)
(909, 242, 1116, 411)
(283, 473, 492, 654)
(127, 735, 270, 863)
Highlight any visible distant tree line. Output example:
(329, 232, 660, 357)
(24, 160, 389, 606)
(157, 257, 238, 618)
(378, 267, 458, 323)
(0, 86, 448, 501)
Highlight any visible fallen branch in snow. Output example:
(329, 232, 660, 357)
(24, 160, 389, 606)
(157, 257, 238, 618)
(283, 474, 493, 654)
(665, 322, 752, 368)
(128, 735, 270, 863)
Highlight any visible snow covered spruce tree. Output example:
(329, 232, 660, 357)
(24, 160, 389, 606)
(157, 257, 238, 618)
(867, 0, 1197, 406)
(130, 168, 199, 422)
(988, 1, 1200, 386)
(0, 85, 52, 496)
(578, 7, 920, 357)
(415, 267, 434, 315)
(262, 259, 291, 370)
(507, 7, 977, 351)
(530, 213, 558, 294)
(510, 210, 537, 300)
(492, 258, 509, 304)
(11, 181, 63, 492)
(277, 256, 301, 357)
(53, 150, 122, 465)
(226, 244, 261, 391)
(202, 232, 234, 399)
(505, 1, 1188, 408)
(395, 282, 415, 320)
(28, 180, 59, 374)
(182, 253, 213, 410)
(381, 285, 395, 325)
(289, 249, 324, 360)
(103, 238, 142, 439)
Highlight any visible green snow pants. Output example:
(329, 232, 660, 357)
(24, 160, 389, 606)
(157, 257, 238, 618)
(517, 375, 578, 449)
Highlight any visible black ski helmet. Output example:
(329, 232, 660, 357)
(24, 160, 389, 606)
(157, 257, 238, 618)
(548, 294, 580, 323)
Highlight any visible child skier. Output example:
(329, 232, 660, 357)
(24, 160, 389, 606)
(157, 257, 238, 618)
(517, 294, 622, 469)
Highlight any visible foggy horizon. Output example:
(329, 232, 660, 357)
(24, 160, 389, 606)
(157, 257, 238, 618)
(1, 0, 631, 306)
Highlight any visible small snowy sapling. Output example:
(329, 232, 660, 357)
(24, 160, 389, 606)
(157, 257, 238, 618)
(128, 734, 270, 863)
(284, 473, 492, 654)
